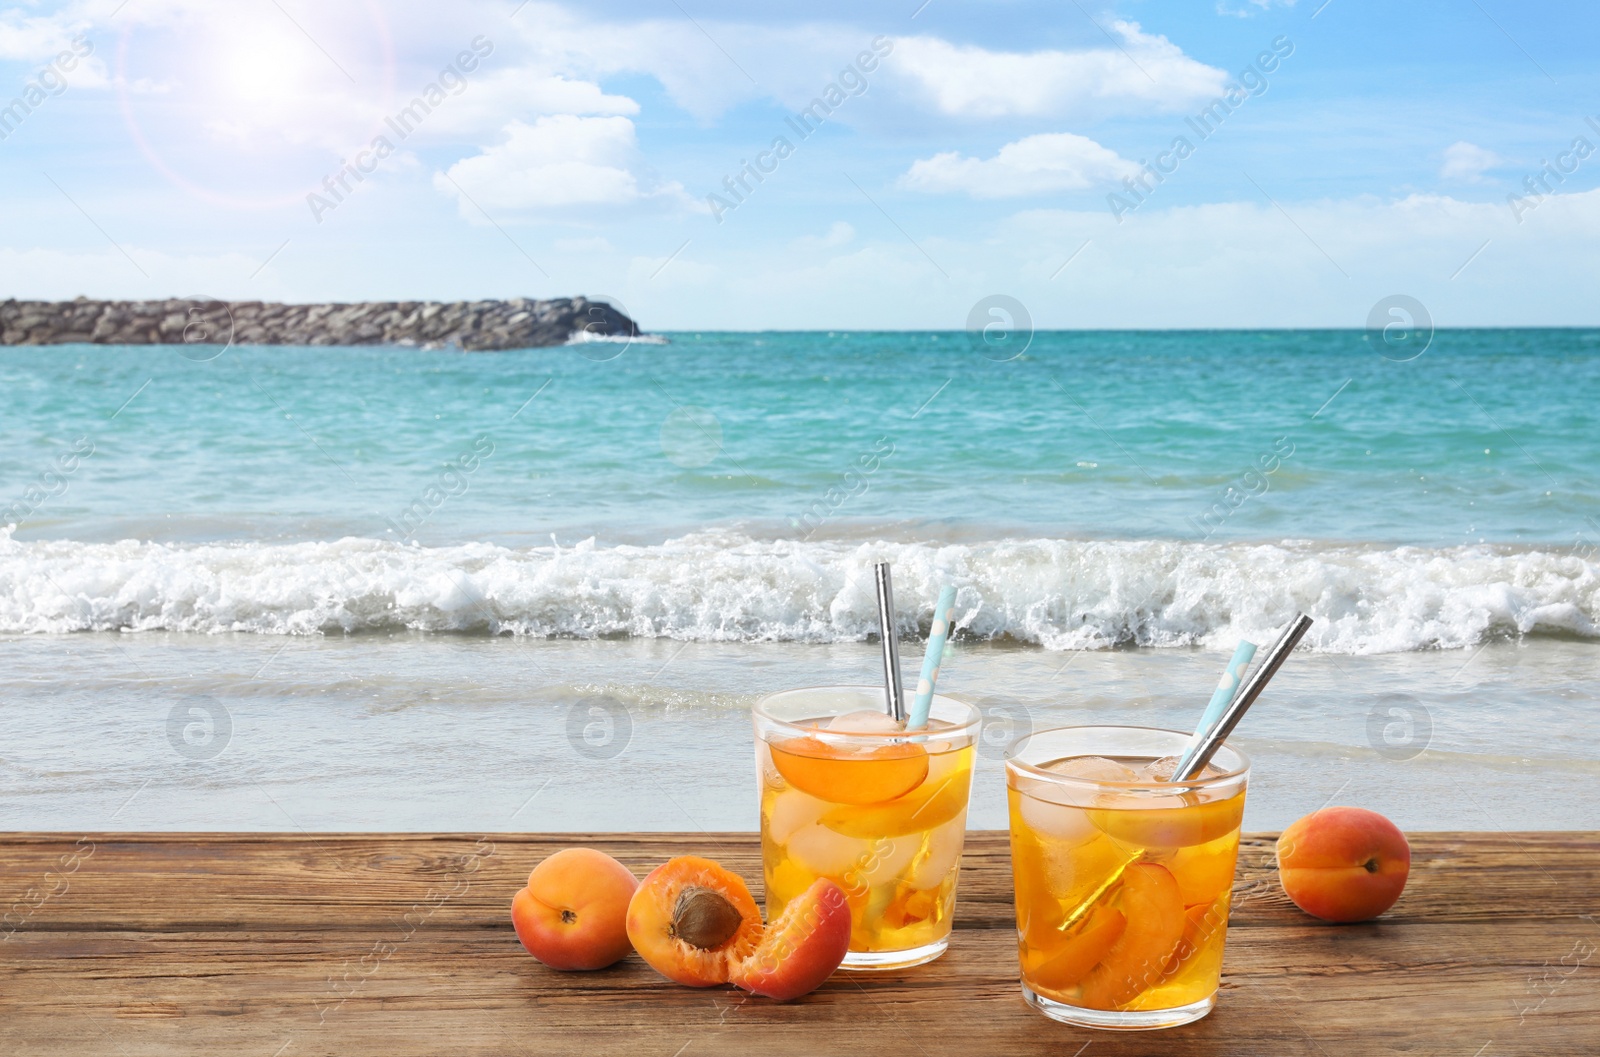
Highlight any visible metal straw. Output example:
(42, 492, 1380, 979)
(873, 561, 907, 723)
(1172, 613, 1313, 780)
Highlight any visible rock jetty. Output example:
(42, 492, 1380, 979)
(0, 297, 641, 351)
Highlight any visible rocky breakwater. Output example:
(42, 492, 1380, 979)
(0, 297, 642, 351)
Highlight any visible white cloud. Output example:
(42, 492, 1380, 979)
(0, 9, 87, 60)
(0, 7, 111, 88)
(495, 5, 1226, 124)
(1215, 0, 1296, 17)
(598, 187, 1600, 329)
(13, 188, 1600, 327)
(414, 72, 637, 138)
(818, 220, 854, 247)
(901, 133, 1138, 198)
(888, 22, 1227, 119)
(791, 221, 855, 249)
(1440, 141, 1503, 182)
(434, 115, 686, 213)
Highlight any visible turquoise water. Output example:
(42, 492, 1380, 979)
(4, 328, 1596, 545)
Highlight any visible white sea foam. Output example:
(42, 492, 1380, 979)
(0, 530, 1594, 652)
(564, 330, 669, 345)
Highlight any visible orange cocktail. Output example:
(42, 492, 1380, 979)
(754, 687, 980, 970)
(1005, 725, 1249, 1029)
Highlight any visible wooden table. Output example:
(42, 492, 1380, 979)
(1, 832, 1595, 1055)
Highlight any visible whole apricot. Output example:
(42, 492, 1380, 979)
(1276, 807, 1410, 923)
(511, 848, 639, 970)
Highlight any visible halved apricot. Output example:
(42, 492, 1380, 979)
(1026, 903, 1127, 994)
(819, 755, 971, 837)
(1088, 792, 1245, 849)
(1076, 863, 1186, 1009)
(769, 735, 928, 805)
(625, 856, 762, 987)
(730, 878, 851, 1001)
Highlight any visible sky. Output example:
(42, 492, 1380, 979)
(1, 0, 1597, 329)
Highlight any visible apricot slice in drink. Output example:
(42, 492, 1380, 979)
(1161, 895, 1227, 980)
(1087, 792, 1245, 849)
(769, 735, 928, 805)
(1170, 840, 1240, 907)
(1076, 863, 1187, 1009)
(882, 884, 940, 930)
(1027, 903, 1127, 993)
(818, 756, 970, 837)
(626, 856, 762, 987)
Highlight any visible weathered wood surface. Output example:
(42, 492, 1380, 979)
(1, 832, 1595, 1056)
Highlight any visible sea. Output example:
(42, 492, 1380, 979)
(2, 329, 1597, 832)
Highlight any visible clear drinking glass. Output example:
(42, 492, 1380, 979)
(1005, 725, 1249, 1029)
(753, 686, 981, 970)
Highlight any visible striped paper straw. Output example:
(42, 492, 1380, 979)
(1191, 640, 1258, 741)
(906, 585, 958, 730)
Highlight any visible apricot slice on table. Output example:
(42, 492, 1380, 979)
(769, 735, 928, 805)
(1076, 863, 1187, 1009)
(1027, 903, 1127, 994)
(626, 856, 763, 987)
(730, 878, 852, 1001)
(511, 848, 639, 971)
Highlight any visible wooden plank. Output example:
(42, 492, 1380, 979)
(1, 833, 1596, 1056)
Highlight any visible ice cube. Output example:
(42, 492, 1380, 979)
(1043, 755, 1139, 783)
(787, 822, 873, 875)
(1018, 796, 1098, 842)
(767, 787, 828, 844)
(907, 814, 969, 889)
(856, 834, 920, 885)
(1140, 755, 1184, 782)
(1134, 755, 1224, 783)
(1038, 831, 1127, 899)
(826, 709, 905, 734)
(787, 823, 918, 883)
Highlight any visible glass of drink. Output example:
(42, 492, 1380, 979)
(1005, 725, 1249, 1029)
(754, 686, 981, 970)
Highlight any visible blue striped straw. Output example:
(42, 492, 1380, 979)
(906, 585, 958, 730)
(1192, 640, 1257, 740)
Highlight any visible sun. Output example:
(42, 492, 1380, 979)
(216, 23, 316, 106)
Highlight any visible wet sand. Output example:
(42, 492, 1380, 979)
(2, 634, 1595, 833)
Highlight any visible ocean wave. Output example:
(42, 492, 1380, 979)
(565, 330, 669, 345)
(0, 530, 1594, 653)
